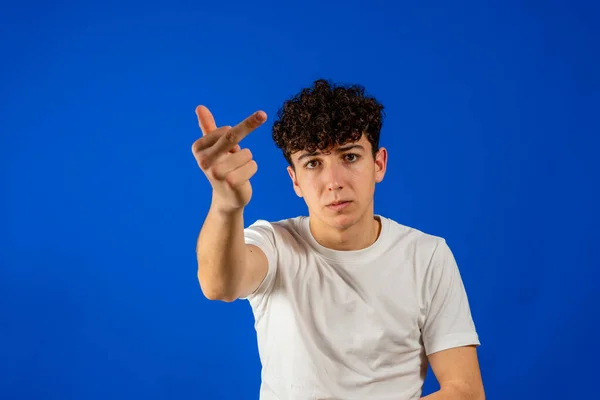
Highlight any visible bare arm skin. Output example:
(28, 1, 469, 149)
(421, 346, 485, 400)
(195, 206, 268, 301)
(192, 105, 269, 302)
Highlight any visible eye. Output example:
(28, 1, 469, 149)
(304, 159, 320, 169)
(344, 153, 361, 162)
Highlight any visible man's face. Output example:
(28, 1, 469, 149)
(287, 134, 387, 231)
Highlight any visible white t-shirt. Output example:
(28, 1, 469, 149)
(241, 215, 480, 400)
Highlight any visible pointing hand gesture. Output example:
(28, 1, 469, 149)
(192, 106, 267, 212)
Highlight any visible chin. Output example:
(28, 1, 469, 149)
(325, 212, 358, 231)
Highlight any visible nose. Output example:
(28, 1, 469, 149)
(324, 163, 344, 191)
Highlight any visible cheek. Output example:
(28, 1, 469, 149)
(350, 168, 376, 198)
(298, 177, 321, 199)
(348, 165, 372, 183)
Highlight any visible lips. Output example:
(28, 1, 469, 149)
(328, 200, 350, 206)
(327, 200, 352, 211)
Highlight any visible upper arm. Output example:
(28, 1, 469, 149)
(422, 239, 480, 355)
(234, 219, 279, 302)
(234, 244, 269, 299)
(427, 346, 485, 399)
(421, 239, 484, 398)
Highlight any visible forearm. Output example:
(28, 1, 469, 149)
(421, 385, 484, 400)
(196, 199, 246, 300)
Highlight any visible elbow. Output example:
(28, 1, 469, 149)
(468, 386, 486, 400)
(203, 289, 237, 302)
(443, 382, 485, 400)
(197, 274, 237, 302)
(473, 382, 486, 400)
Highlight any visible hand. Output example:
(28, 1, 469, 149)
(192, 105, 267, 213)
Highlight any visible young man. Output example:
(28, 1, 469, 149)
(192, 80, 485, 400)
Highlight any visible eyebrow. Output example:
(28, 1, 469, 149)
(297, 144, 366, 162)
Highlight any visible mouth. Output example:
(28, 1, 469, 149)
(328, 200, 349, 206)
(327, 200, 352, 211)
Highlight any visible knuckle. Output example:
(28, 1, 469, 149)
(191, 139, 201, 154)
(209, 164, 224, 180)
(207, 168, 220, 182)
(224, 171, 237, 186)
(193, 136, 209, 154)
(197, 155, 211, 170)
(235, 148, 251, 163)
(206, 167, 222, 181)
(224, 130, 237, 143)
(246, 116, 259, 128)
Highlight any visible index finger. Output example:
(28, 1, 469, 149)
(212, 110, 267, 154)
(195, 105, 217, 136)
(228, 110, 268, 143)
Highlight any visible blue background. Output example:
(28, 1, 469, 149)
(1, 1, 599, 399)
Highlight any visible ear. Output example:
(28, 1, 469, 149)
(374, 147, 388, 183)
(287, 165, 303, 197)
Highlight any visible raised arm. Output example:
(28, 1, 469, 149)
(192, 106, 269, 302)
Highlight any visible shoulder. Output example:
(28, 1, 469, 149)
(244, 216, 307, 246)
(377, 215, 458, 282)
(245, 216, 304, 234)
(380, 215, 447, 256)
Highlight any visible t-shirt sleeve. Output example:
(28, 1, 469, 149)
(421, 239, 480, 355)
(239, 219, 278, 305)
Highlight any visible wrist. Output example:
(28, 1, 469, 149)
(210, 196, 245, 217)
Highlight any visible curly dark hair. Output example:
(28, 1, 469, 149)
(272, 79, 385, 168)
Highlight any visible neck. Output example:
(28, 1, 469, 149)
(309, 210, 381, 251)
